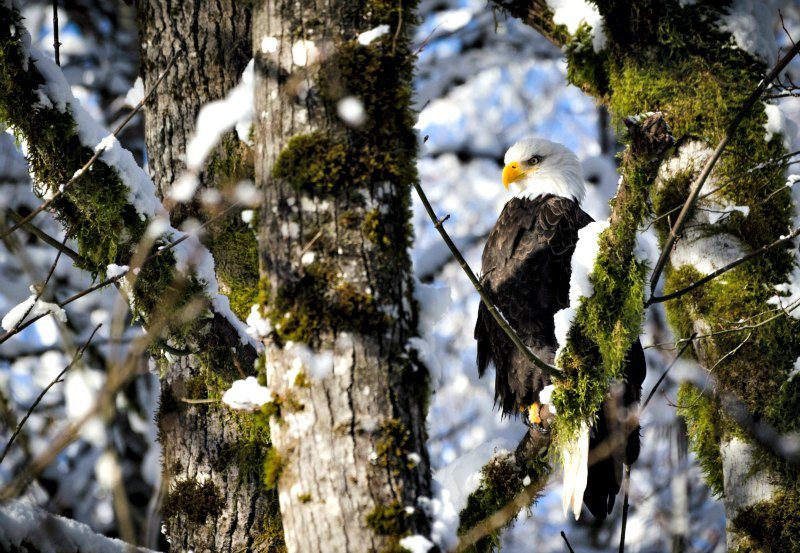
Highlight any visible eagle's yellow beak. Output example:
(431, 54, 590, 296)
(502, 162, 524, 189)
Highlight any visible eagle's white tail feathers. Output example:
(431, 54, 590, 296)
(561, 422, 590, 520)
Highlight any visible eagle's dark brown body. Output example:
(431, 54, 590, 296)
(474, 194, 646, 519)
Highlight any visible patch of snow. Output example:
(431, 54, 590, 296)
(245, 304, 271, 339)
(399, 534, 434, 553)
(184, 59, 254, 173)
(554, 220, 609, 354)
(337, 96, 366, 127)
(789, 357, 800, 381)
(545, 0, 606, 52)
(301, 251, 315, 265)
(670, 229, 746, 275)
(1, 292, 66, 331)
(106, 264, 129, 279)
(222, 376, 273, 410)
(407, 452, 422, 466)
(357, 24, 390, 46)
(291, 39, 319, 66)
(0, 499, 157, 553)
(123, 77, 144, 108)
(539, 384, 556, 413)
(168, 174, 199, 202)
(241, 209, 254, 224)
(717, 0, 780, 66)
(430, 438, 515, 549)
(260, 36, 278, 54)
(764, 104, 784, 144)
(235, 180, 260, 206)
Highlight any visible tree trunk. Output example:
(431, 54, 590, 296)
(136, 2, 283, 550)
(253, 1, 433, 551)
(494, 1, 800, 550)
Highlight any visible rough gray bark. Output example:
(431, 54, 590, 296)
(253, 1, 433, 551)
(136, 2, 282, 551)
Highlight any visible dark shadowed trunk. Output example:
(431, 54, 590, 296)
(136, 2, 283, 550)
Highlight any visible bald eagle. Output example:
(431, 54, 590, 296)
(474, 138, 646, 520)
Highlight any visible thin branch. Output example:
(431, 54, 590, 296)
(6, 210, 81, 261)
(649, 38, 800, 294)
(454, 478, 548, 552)
(411, 180, 560, 378)
(618, 465, 631, 553)
(0, 200, 241, 346)
(561, 531, 576, 553)
(647, 227, 800, 305)
(0, 49, 181, 241)
(641, 333, 696, 412)
(52, 0, 60, 66)
(0, 324, 101, 464)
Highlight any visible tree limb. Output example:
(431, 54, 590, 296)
(649, 39, 800, 293)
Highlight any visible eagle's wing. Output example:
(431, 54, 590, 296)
(475, 195, 592, 415)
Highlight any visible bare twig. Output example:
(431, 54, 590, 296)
(561, 531, 576, 553)
(6, 210, 81, 262)
(411, 180, 560, 377)
(649, 38, 800, 294)
(641, 333, 696, 412)
(52, 0, 60, 66)
(0, 49, 181, 241)
(0, 324, 101, 464)
(647, 226, 800, 305)
(618, 465, 631, 553)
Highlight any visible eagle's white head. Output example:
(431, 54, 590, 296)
(502, 138, 586, 204)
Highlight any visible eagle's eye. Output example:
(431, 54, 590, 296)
(527, 155, 542, 166)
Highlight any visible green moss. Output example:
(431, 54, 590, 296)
(676, 383, 724, 497)
(375, 418, 413, 474)
(207, 214, 259, 320)
(272, 133, 349, 197)
(162, 479, 222, 525)
(267, 260, 389, 344)
(457, 452, 545, 552)
(366, 501, 405, 535)
(264, 447, 284, 489)
(732, 489, 800, 553)
(297, 493, 312, 503)
(565, 23, 609, 97)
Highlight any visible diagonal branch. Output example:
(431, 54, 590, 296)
(0, 49, 180, 242)
(411, 180, 560, 377)
(0, 324, 101, 464)
(649, 39, 800, 293)
(647, 226, 800, 305)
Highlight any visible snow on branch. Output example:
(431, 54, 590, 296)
(0, 3, 254, 349)
(0, 499, 157, 553)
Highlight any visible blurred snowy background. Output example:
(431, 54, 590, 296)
(1, 0, 800, 551)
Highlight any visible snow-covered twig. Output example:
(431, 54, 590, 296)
(411, 179, 560, 378)
(0, 49, 180, 242)
(650, 37, 800, 294)
(0, 323, 101, 464)
(0, 200, 241, 346)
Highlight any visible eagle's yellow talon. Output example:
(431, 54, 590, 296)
(528, 402, 542, 425)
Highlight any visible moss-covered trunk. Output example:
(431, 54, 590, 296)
(496, 1, 800, 550)
(252, 0, 434, 551)
(136, 2, 283, 550)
